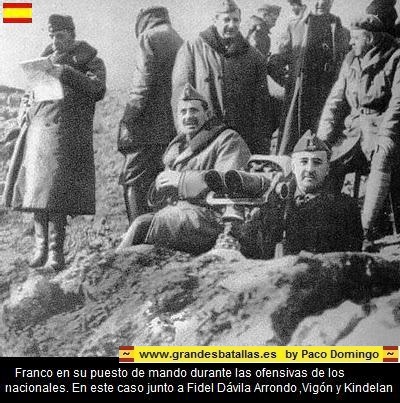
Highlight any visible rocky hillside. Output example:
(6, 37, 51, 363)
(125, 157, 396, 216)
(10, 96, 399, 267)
(0, 88, 399, 357)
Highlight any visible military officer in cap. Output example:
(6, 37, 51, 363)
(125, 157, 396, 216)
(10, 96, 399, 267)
(172, 0, 273, 154)
(283, 130, 363, 255)
(3, 14, 106, 271)
(117, 83, 251, 254)
(241, 130, 362, 258)
(317, 14, 400, 250)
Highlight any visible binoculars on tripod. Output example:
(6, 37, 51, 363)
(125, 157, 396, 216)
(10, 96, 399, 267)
(204, 169, 290, 200)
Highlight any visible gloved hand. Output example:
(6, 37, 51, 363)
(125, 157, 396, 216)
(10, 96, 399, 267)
(156, 170, 181, 191)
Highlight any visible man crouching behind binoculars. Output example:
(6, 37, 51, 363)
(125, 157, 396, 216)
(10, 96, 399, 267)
(117, 82, 363, 258)
(206, 130, 364, 259)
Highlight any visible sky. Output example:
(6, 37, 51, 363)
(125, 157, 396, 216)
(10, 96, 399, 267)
(0, 0, 398, 90)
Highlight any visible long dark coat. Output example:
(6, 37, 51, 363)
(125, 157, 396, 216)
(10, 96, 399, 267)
(121, 7, 183, 146)
(172, 26, 272, 154)
(270, 11, 349, 155)
(119, 7, 183, 188)
(3, 41, 106, 215)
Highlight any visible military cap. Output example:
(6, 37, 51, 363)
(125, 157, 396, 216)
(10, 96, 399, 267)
(366, 0, 397, 34)
(179, 83, 208, 108)
(292, 130, 331, 158)
(367, 0, 396, 13)
(214, 0, 240, 14)
(257, 3, 282, 14)
(249, 15, 265, 27)
(350, 13, 385, 33)
(48, 14, 75, 33)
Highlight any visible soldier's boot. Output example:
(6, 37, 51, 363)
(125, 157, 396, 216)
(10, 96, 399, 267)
(116, 213, 153, 252)
(362, 170, 391, 252)
(47, 214, 67, 272)
(123, 185, 147, 225)
(29, 212, 49, 267)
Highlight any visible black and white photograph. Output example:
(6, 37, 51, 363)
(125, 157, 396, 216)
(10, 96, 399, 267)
(0, 0, 400, 357)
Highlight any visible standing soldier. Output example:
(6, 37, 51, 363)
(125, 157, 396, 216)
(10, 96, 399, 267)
(270, 0, 349, 155)
(246, 3, 281, 59)
(3, 14, 106, 271)
(172, 0, 272, 155)
(317, 14, 400, 250)
(118, 6, 183, 225)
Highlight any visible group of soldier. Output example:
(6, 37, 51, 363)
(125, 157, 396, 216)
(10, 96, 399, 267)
(3, 0, 400, 270)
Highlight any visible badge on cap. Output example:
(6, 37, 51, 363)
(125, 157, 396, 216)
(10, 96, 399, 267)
(179, 83, 208, 107)
(292, 130, 331, 157)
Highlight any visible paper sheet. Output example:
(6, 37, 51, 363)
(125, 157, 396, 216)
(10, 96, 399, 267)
(19, 57, 64, 102)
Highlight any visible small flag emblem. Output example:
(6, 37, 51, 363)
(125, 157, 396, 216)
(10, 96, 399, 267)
(3, 3, 32, 23)
(382, 346, 398, 362)
(119, 346, 135, 363)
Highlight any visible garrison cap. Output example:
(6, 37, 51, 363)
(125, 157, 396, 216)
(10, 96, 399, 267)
(249, 15, 265, 26)
(214, 0, 240, 14)
(350, 13, 385, 33)
(292, 130, 331, 158)
(179, 83, 208, 108)
(257, 3, 282, 14)
(48, 14, 75, 33)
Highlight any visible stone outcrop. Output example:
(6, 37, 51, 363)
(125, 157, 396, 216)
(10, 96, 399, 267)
(1, 245, 399, 357)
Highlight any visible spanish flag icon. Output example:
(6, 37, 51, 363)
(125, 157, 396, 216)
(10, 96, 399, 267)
(382, 346, 398, 363)
(3, 2, 32, 23)
(119, 346, 135, 363)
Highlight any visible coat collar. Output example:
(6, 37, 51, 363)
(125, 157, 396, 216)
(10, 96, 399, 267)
(304, 11, 339, 26)
(200, 25, 250, 57)
(163, 119, 228, 168)
(357, 33, 399, 72)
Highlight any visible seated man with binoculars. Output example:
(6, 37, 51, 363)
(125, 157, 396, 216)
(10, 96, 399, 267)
(116, 83, 251, 254)
(239, 131, 363, 258)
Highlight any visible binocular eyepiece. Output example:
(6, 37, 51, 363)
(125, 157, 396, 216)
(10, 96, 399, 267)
(204, 169, 289, 199)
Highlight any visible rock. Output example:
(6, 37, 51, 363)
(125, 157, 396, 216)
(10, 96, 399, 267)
(337, 290, 400, 345)
(288, 301, 367, 345)
(2, 273, 81, 331)
(2, 237, 400, 356)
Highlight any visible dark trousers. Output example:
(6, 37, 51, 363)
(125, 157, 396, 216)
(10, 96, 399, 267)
(119, 145, 165, 224)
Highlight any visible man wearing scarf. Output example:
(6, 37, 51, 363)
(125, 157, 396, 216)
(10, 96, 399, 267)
(171, 0, 272, 155)
(317, 14, 400, 251)
(117, 83, 251, 254)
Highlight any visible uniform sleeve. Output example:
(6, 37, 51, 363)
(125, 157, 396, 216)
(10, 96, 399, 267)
(121, 33, 155, 123)
(60, 57, 106, 102)
(379, 55, 400, 143)
(177, 132, 252, 200)
(317, 60, 349, 145)
(171, 41, 195, 124)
